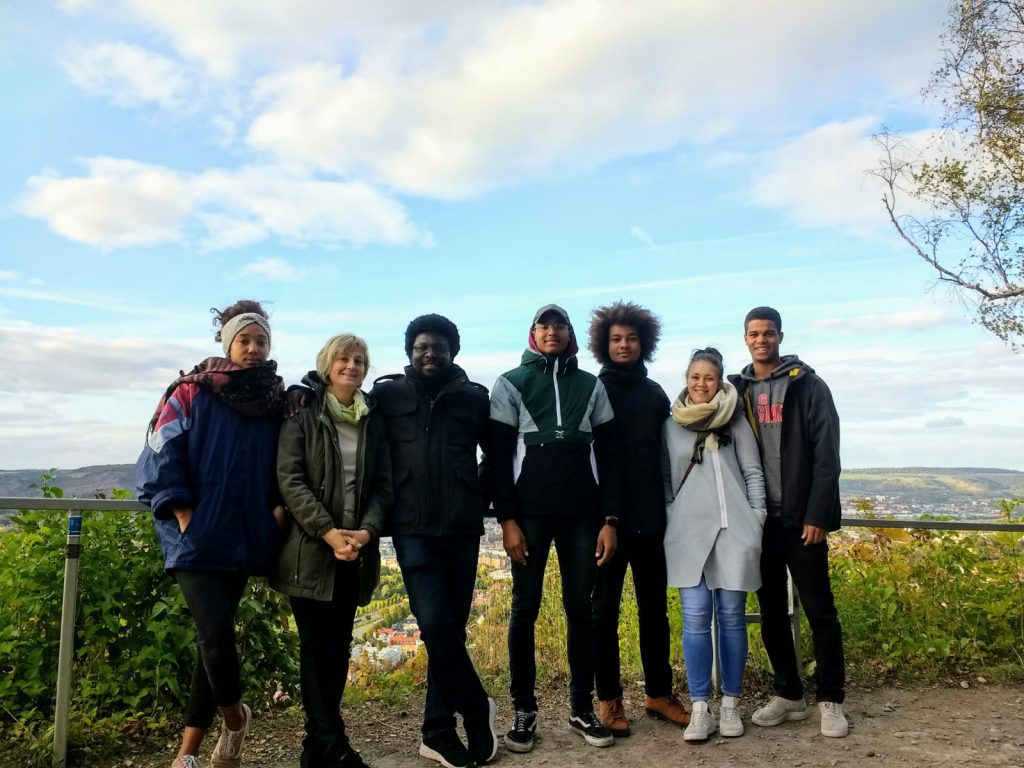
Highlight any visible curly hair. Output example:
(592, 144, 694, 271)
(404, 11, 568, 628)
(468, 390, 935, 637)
(210, 299, 269, 343)
(404, 313, 461, 359)
(587, 301, 662, 365)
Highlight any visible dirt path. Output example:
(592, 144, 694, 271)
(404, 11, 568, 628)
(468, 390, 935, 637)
(123, 684, 1024, 768)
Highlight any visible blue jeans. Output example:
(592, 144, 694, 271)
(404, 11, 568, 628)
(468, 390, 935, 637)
(392, 534, 490, 739)
(508, 514, 599, 714)
(680, 578, 748, 701)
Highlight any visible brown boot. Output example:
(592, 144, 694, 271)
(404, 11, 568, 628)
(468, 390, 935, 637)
(645, 694, 691, 726)
(598, 696, 630, 737)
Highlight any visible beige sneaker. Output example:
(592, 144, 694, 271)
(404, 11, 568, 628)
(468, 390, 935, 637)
(211, 703, 251, 768)
(819, 701, 849, 738)
(718, 695, 744, 737)
(172, 756, 201, 768)
(752, 695, 808, 726)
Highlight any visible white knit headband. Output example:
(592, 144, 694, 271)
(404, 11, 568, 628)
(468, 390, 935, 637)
(221, 312, 272, 354)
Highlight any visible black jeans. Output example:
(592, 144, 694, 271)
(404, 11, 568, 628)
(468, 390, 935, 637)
(757, 517, 845, 703)
(508, 514, 599, 714)
(393, 534, 490, 739)
(174, 569, 249, 728)
(289, 561, 361, 767)
(592, 530, 673, 700)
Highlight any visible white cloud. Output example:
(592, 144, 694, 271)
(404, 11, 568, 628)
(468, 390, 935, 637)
(26, 278, 45, 286)
(0, 321, 203, 394)
(238, 0, 946, 198)
(925, 416, 966, 429)
(630, 226, 654, 247)
(18, 159, 430, 250)
(239, 257, 307, 283)
(812, 308, 951, 332)
(61, 42, 189, 109)
(0, 271, 15, 280)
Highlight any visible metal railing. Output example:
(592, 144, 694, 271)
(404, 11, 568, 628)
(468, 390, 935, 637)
(2, 496, 1022, 766)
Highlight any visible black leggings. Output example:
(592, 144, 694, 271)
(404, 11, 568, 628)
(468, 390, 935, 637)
(174, 569, 249, 728)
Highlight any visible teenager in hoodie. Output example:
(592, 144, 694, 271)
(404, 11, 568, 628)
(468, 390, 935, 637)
(586, 302, 690, 735)
(371, 314, 499, 768)
(490, 304, 620, 753)
(729, 306, 847, 739)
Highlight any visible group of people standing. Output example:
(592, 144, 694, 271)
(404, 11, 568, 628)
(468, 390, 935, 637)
(138, 299, 847, 768)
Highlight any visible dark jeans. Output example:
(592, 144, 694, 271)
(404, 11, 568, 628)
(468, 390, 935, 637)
(508, 514, 599, 714)
(592, 530, 673, 700)
(393, 534, 489, 739)
(174, 569, 249, 728)
(757, 517, 845, 703)
(289, 561, 360, 767)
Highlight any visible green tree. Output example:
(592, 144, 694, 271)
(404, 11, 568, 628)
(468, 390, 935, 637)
(873, 0, 1024, 345)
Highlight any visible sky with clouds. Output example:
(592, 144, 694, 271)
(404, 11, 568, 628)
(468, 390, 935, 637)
(2, 0, 1022, 472)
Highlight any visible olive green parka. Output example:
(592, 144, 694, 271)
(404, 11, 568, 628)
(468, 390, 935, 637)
(271, 372, 392, 605)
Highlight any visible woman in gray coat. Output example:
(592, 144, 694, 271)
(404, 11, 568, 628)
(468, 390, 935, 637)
(663, 348, 765, 742)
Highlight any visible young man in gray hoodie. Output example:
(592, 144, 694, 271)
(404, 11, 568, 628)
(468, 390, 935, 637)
(729, 306, 848, 738)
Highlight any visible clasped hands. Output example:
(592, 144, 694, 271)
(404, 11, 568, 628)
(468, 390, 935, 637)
(322, 527, 371, 561)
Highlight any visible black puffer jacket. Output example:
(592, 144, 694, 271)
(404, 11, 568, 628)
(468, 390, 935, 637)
(598, 363, 670, 533)
(370, 364, 490, 536)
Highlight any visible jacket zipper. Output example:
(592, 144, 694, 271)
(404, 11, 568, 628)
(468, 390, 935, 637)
(711, 450, 728, 528)
(551, 357, 563, 428)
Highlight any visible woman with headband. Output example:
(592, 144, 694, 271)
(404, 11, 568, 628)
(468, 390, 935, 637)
(662, 347, 766, 743)
(138, 299, 286, 768)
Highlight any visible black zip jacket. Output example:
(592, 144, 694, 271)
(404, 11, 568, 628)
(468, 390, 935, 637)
(370, 364, 490, 536)
(598, 363, 670, 533)
(729, 362, 842, 531)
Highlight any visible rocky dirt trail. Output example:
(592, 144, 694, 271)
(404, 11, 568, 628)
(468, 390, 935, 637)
(117, 683, 1024, 768)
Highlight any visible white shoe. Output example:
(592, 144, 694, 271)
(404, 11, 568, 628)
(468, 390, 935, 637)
(683, 701, 717, 742)
(171, 756, 201, 768)
(752, 695, 808, 727)
(211, 703, 250, 768)
(819, 701, 849, 738)
(718, 696, 744, 737)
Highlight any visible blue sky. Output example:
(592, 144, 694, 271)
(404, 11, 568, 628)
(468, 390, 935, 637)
(1, 0, 1022, 471)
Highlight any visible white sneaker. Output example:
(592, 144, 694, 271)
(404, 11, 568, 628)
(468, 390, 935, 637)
(211, 703, 251, 768)
(819, 701, 849, 738)
(718, 696, 744, 737)
(752, 695, 808, 727)
(172, 756, 201, 768)
(683, 701, 717, 742)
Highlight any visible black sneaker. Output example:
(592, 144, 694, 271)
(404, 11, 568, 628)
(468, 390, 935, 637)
(568, 711, 614, 748)
(420, 731, 476, 768)
(337, 748, 371, 768)
(503, 709, 537, 753)
(465, 697, 499, 764)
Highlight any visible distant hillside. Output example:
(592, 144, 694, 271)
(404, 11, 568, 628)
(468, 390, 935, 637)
(840, 467, 1024, 502)
(0, 465, 136, 500)
(1, 464, 1021, 505)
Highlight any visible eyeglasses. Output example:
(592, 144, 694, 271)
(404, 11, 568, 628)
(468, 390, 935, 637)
(535, 322, 569, 333)
(412, 343, 450, 355)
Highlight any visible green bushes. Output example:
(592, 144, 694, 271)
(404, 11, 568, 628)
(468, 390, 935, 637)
(0, 488, 298, 744)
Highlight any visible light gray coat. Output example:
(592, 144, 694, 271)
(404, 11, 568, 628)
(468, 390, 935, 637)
(662, 410, 766, 592)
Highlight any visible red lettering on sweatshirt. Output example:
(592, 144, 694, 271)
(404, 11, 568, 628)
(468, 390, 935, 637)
(756, 403, 783, 425)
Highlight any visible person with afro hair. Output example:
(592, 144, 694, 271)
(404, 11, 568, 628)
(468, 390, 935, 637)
(370, 314, 499, 768)
(587, 301, 691, 734)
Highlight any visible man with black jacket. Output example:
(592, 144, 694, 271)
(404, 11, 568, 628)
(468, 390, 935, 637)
(729, 306, 847, 738)
(371, 314, 498, 768)
(587, 302, 690, 736)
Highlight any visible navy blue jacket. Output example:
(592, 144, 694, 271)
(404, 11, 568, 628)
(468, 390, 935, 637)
(136, 382, 282, 574)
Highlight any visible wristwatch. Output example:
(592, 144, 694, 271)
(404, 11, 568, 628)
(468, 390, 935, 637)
(603, 516, 619, 528)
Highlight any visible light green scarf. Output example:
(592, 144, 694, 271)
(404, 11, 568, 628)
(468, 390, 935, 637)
(325, 389, 369, 424)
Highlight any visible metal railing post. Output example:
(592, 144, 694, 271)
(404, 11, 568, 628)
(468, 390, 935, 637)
(52, 510, 82, 768)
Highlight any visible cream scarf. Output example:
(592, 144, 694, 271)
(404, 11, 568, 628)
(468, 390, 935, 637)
(670, 381, 738, 452)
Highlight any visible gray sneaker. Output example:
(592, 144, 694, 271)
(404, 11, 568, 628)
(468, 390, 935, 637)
(752, 696, 808, 727)
(211, 703, 251, 768)
(819, 701, 849, 737)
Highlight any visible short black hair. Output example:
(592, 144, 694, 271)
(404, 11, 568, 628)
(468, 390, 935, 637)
(588, 301, 662, 365)
(404, 314, 461, 359)
(744, 306, 782, 332)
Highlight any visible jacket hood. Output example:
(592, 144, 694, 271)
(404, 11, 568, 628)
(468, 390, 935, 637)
(527, 303, 580, 360)
(599, 361, 648, 379)
(738, 354, 813, 382)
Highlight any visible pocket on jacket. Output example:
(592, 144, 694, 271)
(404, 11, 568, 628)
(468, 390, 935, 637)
(391, 468, 419, 525)
(383, 401, 419, 443)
